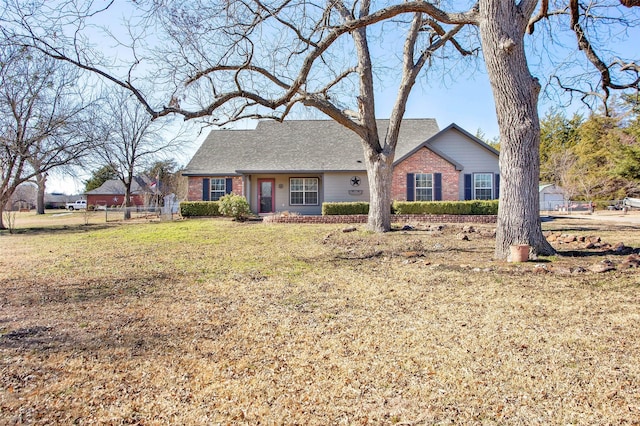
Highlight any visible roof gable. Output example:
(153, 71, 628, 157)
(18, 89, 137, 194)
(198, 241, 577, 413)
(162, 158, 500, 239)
(183, 119, 440, 175)
(394, 123, 499, 171)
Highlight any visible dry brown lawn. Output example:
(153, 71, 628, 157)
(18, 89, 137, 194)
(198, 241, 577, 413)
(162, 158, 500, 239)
(1, 212, 639, 424)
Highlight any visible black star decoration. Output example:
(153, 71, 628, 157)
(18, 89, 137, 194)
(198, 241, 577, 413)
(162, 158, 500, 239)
(350, 176, 361, 187)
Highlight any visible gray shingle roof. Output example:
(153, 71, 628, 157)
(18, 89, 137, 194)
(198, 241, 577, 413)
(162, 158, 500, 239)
(183, 119, 440, 175)
(85, 177, 151, 195)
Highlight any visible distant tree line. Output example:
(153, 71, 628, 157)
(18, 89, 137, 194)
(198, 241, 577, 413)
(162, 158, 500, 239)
(539, 96, 640, 202)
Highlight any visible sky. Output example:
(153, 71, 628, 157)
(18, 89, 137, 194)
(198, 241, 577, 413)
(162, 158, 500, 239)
(43, 1, 639, 194)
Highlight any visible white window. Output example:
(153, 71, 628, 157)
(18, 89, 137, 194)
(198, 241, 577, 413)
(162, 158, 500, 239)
(210, 178, 226, 201)
(290, 178, 318, 205)
(474, 173, 493, 200)
(415, 173, 433, 201)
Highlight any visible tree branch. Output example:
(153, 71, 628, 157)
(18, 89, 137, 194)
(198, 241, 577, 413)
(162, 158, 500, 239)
(569, 0, 640, 110)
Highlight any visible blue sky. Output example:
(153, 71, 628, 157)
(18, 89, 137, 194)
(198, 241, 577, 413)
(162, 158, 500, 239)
(45, 2, 639, 194)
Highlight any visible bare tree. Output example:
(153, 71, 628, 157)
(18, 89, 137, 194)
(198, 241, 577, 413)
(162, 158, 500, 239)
(0, 44, 94, 228)
(5, 1, 638, 258)
(91, 87, 184, 219)
(7, 0, 478, 232)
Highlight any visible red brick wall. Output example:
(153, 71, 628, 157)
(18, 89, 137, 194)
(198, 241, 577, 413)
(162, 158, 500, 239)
(187, 176, 244, 201)
(392, 147, 459, 201)
(87, 194, 145, 207)
(263, 214, 497, 224)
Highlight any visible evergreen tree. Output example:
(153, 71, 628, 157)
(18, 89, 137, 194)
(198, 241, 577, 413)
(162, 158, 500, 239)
(84, 165, 117, 192)
(539, 110, 582, 185)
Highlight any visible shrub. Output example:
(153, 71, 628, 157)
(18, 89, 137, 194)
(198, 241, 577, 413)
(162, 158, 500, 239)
(392, 200, 499, 215)
(218, 194, 252, 221)
(322, 202, 370, 215)
(180, 201, 221, 217)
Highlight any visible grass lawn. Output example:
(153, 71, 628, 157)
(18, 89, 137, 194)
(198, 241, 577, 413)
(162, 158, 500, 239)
(1, 213, 639, 424)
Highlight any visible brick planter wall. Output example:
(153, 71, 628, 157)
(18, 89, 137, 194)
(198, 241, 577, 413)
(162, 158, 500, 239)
(262, 214, 497, 224)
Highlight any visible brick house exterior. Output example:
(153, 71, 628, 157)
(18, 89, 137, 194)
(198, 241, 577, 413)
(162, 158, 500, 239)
(187, 176, 244, 202)
(85, 177, 155, 208)
(392, 147, 460, 201)
(183, 120, 500, 215)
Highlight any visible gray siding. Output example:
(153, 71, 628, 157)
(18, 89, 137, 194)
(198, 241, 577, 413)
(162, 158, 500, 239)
(428, 128, 500, 199)
(248, 174, 324, 215)
(323, 172, 369, 203)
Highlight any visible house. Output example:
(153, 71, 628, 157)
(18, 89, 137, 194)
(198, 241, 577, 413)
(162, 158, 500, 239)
(183, 119, 500, 215)
(6, 183, 37, 211)
(44, 193, 77, 209)
(85, 176, 157, 208)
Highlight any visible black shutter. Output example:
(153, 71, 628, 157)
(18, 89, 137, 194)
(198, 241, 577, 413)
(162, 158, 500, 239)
(225, 178, 233, 194)
(494, 174, 500, 199)
(406, 173, 415, 201)
(464, 174, 472, 200)
(202, 178, 210, 201)
(434, 173, 442, 201)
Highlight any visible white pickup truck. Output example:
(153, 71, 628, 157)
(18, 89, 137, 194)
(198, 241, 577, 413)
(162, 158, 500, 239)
(66, 200, 87, 210)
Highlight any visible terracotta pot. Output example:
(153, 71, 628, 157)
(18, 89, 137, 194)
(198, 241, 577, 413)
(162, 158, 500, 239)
(508, 244, 530, 262)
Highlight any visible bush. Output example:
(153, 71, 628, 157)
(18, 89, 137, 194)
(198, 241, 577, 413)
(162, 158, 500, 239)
(180, 201, 221, 217)
(322, 202, 370, 215)
(392, 200, 499, 215)
(218, 194, 252, 221)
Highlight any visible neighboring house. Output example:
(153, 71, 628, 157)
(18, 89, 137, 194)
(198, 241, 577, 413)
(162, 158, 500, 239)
(539, 184, 568, 211)
(183, 119, 500, 215)
(44, 193, 77, 209)
(85, 176, 157, 208)
(6, 183, 37, 211)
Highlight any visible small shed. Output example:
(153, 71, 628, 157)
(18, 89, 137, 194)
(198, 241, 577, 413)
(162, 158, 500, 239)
(539, 184, 567, 211)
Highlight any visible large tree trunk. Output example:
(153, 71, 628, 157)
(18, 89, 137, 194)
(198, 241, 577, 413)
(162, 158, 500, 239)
(124, 188, 132, 220)
(0, 203, 6, 230)
(478, 1, 555, 259)
(364, 145, 394, 232)
(123, 177, 133, 220)
(36, 172, 47, 215)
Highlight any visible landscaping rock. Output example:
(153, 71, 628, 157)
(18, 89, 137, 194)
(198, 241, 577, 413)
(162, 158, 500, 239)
(533, 264, 549, 273)
(550, 266, 573, 275)
(589, 260, 616, 273)
(620, 254, 640, 269)
(342, 226, 357, 233)
(613, 242, 634, 255)
(401, 251, 421, 258)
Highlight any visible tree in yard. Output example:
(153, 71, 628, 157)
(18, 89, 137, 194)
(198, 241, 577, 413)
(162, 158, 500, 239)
(84, 164, 118, 192)
(145, 159, 176, 194)
(6, 1, 639, 257)
(6, 0, 478, 232)
(539, 100, 640, 201)
(539, 110, 582, 185)
(91, 88, 184, 219)
(0, 44, 94, 227)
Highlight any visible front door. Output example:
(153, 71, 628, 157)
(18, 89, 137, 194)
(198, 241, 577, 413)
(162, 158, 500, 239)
(258, 179, 275, 213)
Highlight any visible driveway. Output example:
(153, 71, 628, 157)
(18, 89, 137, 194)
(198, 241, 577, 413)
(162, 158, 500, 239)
(548, 210, 640, 225)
